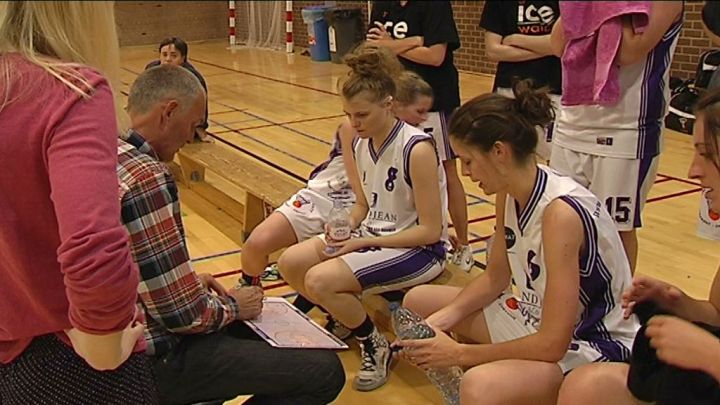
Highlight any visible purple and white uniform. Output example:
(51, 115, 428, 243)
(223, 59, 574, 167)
(483, 165, 639, 373)
(333, 120, 448, 294)
(276, 128, 355, 241)
(551, 18, 682, 230)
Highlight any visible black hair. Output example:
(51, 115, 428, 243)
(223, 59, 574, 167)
(158, 37, 188, 60)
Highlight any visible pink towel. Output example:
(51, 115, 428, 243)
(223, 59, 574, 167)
(560, 1, 651, 106)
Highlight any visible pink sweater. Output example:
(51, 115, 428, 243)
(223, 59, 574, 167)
(0, 55, 141, 363)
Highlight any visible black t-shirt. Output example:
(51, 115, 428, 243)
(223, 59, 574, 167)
(703, 1, 720, 38)
(370, 1, 461, 112)
(480, 0, 562, 94)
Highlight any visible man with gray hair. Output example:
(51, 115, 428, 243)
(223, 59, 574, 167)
(118, 65, 345, 405)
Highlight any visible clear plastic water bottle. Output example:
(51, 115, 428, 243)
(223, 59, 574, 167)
(392, 306, 463, 405)
(324, 198, 351, 255)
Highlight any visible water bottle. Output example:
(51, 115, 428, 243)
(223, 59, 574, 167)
(392, 306, 463, 405)
(324, 198, 351, 255)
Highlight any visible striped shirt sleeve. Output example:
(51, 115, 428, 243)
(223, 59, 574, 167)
(121, 169, 239, 334)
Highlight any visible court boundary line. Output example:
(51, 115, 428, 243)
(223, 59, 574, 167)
(191, 249, 242, 263)
(191, 58, 339, 96)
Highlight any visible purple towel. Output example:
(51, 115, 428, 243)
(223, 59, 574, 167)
(560, 1, 651, 106)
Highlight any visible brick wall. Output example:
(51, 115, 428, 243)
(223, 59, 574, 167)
(115, 2, 716, 79)
(672, 2, 716, 80)
(115, 1, 227, 47)
(289, 1, 717, 80)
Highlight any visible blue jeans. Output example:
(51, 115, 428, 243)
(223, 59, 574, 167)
(152, 322, 345, 405)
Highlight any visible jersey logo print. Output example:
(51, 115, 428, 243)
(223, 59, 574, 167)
(370, 192, 379, 208)
(517, 4, 556, 34)
(382, 21, 409, 39)
(385, 167, 398, 192)
(525, 250, 542, 291)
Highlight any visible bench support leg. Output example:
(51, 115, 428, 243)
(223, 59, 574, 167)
(243, 194, 265, 242)
(178, 154, 206, 186)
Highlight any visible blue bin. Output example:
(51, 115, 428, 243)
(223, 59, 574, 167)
(301, 6, 331, 62)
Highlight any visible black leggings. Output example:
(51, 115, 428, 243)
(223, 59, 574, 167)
(0, 334, 157, 405)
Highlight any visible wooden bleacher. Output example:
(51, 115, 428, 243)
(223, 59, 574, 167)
(176, 141, 480, 323)
(176, 141, 304, 241)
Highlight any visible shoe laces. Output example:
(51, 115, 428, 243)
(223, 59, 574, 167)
(359, 339, 378, 372)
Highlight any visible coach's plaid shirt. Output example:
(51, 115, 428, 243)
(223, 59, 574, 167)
(118, 131, 239, 356)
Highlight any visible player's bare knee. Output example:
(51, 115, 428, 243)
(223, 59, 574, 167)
(277, 245, 301, 278)
(304, 265, 334, 301)
(243, 229, 273, 257)
(460, 366, 497, 404)
(558, 364, 624, 405)
(402, 285, 434, 316)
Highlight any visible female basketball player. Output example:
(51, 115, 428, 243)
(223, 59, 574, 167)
(240, 108, 363, 285)
(555, 89, 720, 405)
(549, 1, 684, 272)
(395, 81, 639, 404)
(277, 44, 448, 392)
(393, 70, 433, 128)
(368, 1, 473, 272)
(240, 45, 405, 341)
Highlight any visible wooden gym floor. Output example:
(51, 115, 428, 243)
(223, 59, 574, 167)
(119, 40, 717, 404)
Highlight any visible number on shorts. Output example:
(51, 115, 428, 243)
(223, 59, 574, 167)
(605, 196, 632, 224)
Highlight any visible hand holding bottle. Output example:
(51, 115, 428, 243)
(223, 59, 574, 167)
(324, 198, 353, 255)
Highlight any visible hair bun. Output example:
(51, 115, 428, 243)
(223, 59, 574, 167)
(511, 79, 555, 127)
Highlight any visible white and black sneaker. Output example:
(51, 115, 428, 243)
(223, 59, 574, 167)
(353, 328, 391, 392)
(451, 245, 474, 273)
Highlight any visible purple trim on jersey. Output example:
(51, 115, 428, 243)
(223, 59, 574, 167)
(353, 242, 445, 290)
(632, 156, 655, 227)
(518, 167, 548, 234)
(402, 135, 433, 187)
(559, 195, 632, 362)
(308, 130, 343, 180)
(637, 19, 682, 159)
(369, 120, 403, 163)
(546, 121, 555, 143)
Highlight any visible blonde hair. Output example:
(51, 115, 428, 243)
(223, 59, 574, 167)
(0, 1, 125, 127)
(395, 71, 433, 105)
(340, 42, 404, 102)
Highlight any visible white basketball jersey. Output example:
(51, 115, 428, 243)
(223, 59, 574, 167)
(307, 128, 355, 206)
(698, 189, 720, 240)
(354, 120, 448, 243)
(504, 165, 638, 360)
(553, 19, 682, 159)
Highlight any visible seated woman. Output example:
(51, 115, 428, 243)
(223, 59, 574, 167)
(556, 88, 720, 405)
(395, 81, 639, 404)
(277, 45, 449, 392)
(239, 43, 405, 334)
